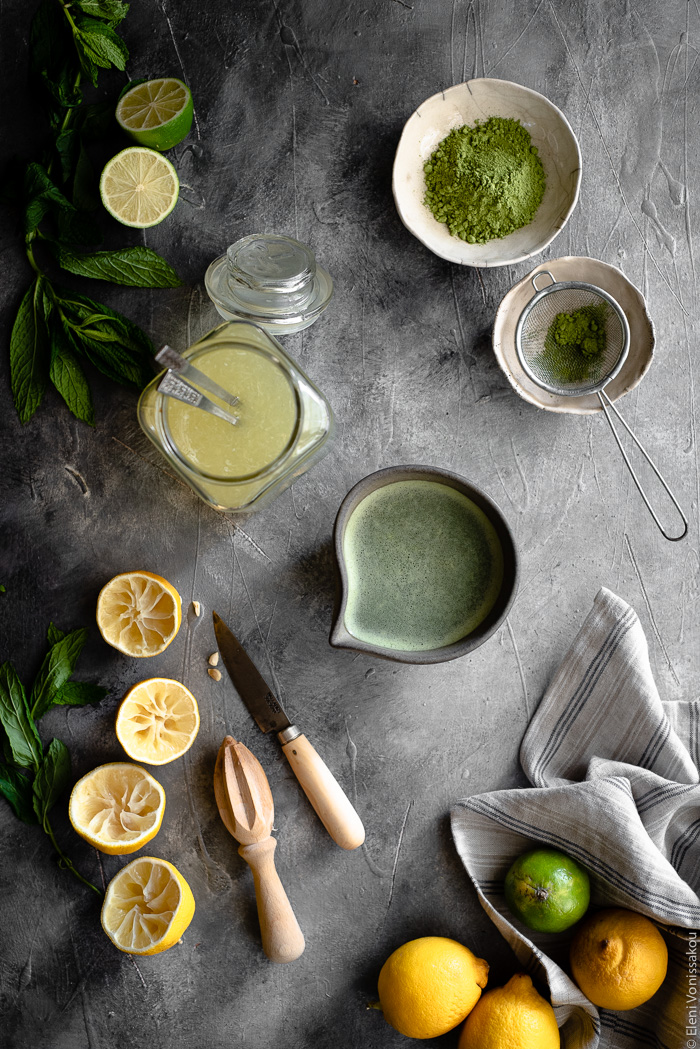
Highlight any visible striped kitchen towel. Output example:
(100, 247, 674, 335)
(451, 587, 700, 1049)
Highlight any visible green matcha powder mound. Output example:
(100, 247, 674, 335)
(423, 116, 546, 243)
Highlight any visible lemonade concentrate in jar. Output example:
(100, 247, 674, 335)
(138, 321, 333, 512)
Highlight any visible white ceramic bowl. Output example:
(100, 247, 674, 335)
(392, 79, 582, 267)
(492, 256, 655, 414)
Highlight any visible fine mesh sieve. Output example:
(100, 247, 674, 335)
(514, 271, 687, 542)
(516, 274, 629, 396)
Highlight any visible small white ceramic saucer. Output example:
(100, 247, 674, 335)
(392, 78, 581, 267)
(492, 256, 655, 414)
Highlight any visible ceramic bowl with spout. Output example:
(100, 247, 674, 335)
(329, 465, 519, 665)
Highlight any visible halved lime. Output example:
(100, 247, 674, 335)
(116, 78, 194, 151)
(100, 147, 179, 229)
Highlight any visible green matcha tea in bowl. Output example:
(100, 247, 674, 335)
(330, 466, 518, 664)
(392, 78, 581, 267)
(138, 321, 333, 513)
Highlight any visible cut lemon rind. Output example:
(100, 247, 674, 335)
(116, 78, 194, 151)
(96, 570, 182, 658)
(99, 147, 179, 229)
(69, 762, 165, 855)
(116, 678, 200, 765)
(101, 856, 195, 955)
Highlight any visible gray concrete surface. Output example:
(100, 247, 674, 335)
(1, 1, 698, 1046)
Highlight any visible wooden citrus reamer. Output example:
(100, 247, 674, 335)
(213, 735, 305, 963)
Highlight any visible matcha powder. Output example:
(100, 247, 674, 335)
(423, 117, 546, 243)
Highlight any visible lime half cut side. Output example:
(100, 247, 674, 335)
(100, 147, 179, 228)
(116, 78, 193, 151)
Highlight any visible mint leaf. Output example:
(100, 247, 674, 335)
(32, 739, 71, 824)
(23, 161, 70, 235)
(72, 145, 97, 211)
(50, 321, 95, 425)
(0, 663, 42, 771)
(29, 0, 65, 78)
(23, 162, 101, 244)
(75, 0, 129, 23)
(0, 764, 37, 824)
(57, 288, 154, 388)
(55, 128, 80, 184)
(52, 681, 107, 707)
(47, 623, 65, 645)
(76, 101, 113, 141)
(30, 628, 88, 721)
(76, 18, 129, 74)
(54, 246, 182, 288)
(30, 2, 80, 117)
(10, 278, 50, 424)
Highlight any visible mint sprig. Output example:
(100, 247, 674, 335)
(0, 623, 108, 894)
(4, 0, 183, 427)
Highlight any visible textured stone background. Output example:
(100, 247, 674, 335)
(1, 1, 698, 1046)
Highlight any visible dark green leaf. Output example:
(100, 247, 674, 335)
(50, 323, 95, 426)
(55, 128, 80, 184)
(30, 2, 81, 118)
(75, 0, 129, 23)
(77, 101, 114, 141)
(54, 246, 182, 288)
(52, 681, 107, 707)
(47, 623, 65, 645)
(57, 287, 154, 388)
(0, 763, 38, 824)
(30, 628, 88, 721)
(32, 739, 71, 824)
(29, 0, 65, 79)
(0, 663, 42, 771)
(40, 66, 82, 112)
(23, 161, 68, 235)
(76, 18, 129, 72)
(10, 278, 50, 424)
(72, 145, 97, 211)
(56, 204, 102, 246)
(22, 162, 100, 243)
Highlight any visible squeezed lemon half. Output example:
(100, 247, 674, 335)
(101, 856, 195, 955)
(69, 762, 165, 855)
(96, 571, 181, 657)
(116, 678, 200, 765)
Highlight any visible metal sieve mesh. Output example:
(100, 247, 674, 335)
(515, 276, 629, 397)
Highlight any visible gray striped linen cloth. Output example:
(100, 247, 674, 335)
(451, 587, 700, 1049)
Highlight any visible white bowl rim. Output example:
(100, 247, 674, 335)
(392, 77, 583, 268)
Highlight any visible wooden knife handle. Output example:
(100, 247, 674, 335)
(280, 732, 365, 850)
(238, 837, 305, 964)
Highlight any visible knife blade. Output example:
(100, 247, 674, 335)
(213, 612, 365, 851)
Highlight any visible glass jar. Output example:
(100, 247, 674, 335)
(138, 321, 334, 513)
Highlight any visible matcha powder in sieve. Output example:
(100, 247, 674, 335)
(423, 116, 546, 243)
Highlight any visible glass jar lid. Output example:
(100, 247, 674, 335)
(205, 233, 333, 335)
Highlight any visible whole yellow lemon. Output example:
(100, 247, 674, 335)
(378, 936, 489, 1039)
(458, 973, 560, 1049)
(569, 908, 668, 1010)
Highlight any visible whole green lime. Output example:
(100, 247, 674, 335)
(504, 847, 590, 933)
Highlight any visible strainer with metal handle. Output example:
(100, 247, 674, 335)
(515, 271, 687, 542)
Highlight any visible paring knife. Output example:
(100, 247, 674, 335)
(213, 612, 365, 851)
